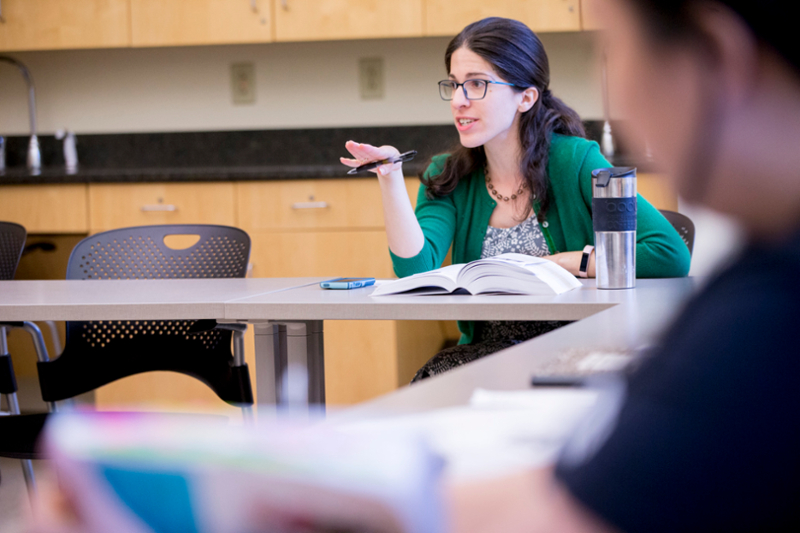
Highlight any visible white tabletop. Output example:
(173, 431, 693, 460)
(333, 276, 699, 419)
(225, 279, 681, 322)
(0, 278, 324, 321)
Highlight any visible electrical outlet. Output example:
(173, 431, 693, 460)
(359, 57, 384, 100)
(231, 62, 256, 105)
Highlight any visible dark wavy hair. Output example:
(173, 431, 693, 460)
(624, 0, 798, 75)
(421, 17, 585, 222)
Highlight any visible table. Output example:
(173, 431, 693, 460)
(0, 277, 698, 411)
(332, 277, 698, 420)
(0, 278, 325, 409)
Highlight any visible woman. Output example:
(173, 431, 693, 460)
(342, 17, 690, 381)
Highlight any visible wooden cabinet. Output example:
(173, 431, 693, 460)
(237, 178, 386, 231)
(0, 0, 129, 52)
(87, 182, 236, 233)
(639, 173, 678, 212)
(425, 0, 581, 36)
(130, 0, 272, 47)
(238, 177, 446, 405)
(0, 184, 88, 233)
(274, 0, 423, 42)
(0, 0, 603, 53)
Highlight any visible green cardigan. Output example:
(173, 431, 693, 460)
(391, 134, 691, 344)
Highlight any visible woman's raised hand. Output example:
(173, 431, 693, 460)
(340, 141, 402, 177)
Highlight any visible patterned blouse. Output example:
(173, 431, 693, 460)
(481, 214, 549, 259)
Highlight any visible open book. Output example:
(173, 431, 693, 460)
(44, 412, 444, 533)
(372, 253, 582, 296)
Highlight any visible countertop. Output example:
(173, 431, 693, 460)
(0, 123, 659, 185)
(0, 162, 432, 184)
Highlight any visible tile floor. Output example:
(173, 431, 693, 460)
(0, 457, 46, 533)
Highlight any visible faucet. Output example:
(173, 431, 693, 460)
(0, 56, 41, 175)
(55, 129, 79, 174)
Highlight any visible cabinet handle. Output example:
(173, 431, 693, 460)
(0, 0, 5, 23)
(250, 0, 258, 13)
(141, 204, 178, 212)
(281, 0, 288, 11)
(291, 201, 329, 210)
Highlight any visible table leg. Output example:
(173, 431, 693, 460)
(253, 323, 285, 406)
(252, 321, 325, 408)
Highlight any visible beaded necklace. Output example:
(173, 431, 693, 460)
(485, 168, 528, 202)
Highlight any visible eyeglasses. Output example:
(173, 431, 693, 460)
(438, 79, 517, 101)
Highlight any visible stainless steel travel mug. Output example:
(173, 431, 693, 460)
(592, 167, 637, 289)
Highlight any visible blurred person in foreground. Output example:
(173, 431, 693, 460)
(28, 0, 800, 531)
(447, 0, 800, 531)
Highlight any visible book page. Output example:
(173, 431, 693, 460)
(371, 263, 464, 296)
(459, 254, 581, 295)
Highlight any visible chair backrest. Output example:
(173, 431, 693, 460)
(0, 221, 26, 281)
(66, 224, 249, 280)
(1, 222, 26, 398)
(659, 210, 695, 257)
(37, 225, 252, 404)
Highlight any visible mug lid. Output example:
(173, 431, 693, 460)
(592, 166, 637, 187)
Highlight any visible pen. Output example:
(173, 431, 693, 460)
(347, 150, 418, 175)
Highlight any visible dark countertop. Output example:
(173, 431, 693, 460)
(0, 162, 433, 184)
(0, 123, 660, 185)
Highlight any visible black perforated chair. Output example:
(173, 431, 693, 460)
(0, 221, 45, 492)
(0, 224, 254, 494)
(659, 209, 695, 256)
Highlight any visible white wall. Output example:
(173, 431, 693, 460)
(0, 32, 603, 135)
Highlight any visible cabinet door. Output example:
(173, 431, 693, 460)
(274, 0, 423, 42)
(88, 183, 236, 232)
(0, 184, 89, 233)
(425, 0, 580, 36)
(238, 178, 386, 231)
(250, 230, 393, 278)
(131, 0, 272, 47)
(0, 0, 129, 52)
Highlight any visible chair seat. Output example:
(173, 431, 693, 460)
(0, 413, 49, 460)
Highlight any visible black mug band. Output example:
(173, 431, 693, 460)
(593, 197, 637, 232)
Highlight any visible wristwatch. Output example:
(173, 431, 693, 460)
(579, 245, 594, 278)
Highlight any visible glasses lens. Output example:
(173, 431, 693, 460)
(439, 81, 455, 100)
(464, 80, 487, 100)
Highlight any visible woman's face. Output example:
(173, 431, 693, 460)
(447, 46, 534, 151)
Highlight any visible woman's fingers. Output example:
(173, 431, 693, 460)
(339, 156, 360, 168)
(344, 140, 378, 159)
(342, 141, 404, 176)
(344, 141, 399, 162)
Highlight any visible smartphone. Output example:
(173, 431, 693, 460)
(320, 277, 376, 290)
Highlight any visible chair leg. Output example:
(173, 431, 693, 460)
(43, 320, 63, 356)
(3, 391, 38, 497)
(1, 324, 51, 499)
(21, 459, 36, 496)
(220, 323, 255, 424)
